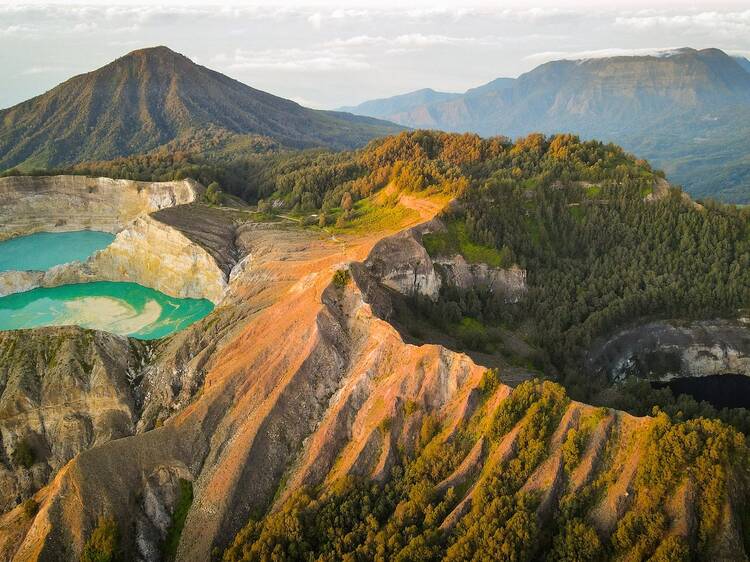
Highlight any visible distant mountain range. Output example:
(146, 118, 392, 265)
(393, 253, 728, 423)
(343, 48, 750, 202)
(0, 46, 402, 171)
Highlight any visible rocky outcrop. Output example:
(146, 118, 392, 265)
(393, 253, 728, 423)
(364, 219, 526, 302)
(588, 319, 750, 381)
(37, 215, 229, 303)
(434, 256, 527, 303)
(365, 226, 441, 298)
(0, 176, 202, 241)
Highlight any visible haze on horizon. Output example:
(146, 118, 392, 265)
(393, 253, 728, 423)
(2, 0, 750, 110)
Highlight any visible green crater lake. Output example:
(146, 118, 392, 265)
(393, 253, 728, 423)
(0, 282, 214, 339)
(0, 230, 115, 272)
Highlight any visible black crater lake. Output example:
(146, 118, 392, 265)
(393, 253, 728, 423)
(0, 231, 214, 339)
(652, 374, 750, 410)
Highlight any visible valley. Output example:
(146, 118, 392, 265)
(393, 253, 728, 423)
(0, 131, 748, 560)
(0, 37, 749, 561)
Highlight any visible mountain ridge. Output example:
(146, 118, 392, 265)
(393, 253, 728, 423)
(344, 47, 750, 202)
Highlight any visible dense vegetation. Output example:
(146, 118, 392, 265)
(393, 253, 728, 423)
(223, 379, 750, 561)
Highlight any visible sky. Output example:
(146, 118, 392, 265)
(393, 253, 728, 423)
(2, 1, 750, 110)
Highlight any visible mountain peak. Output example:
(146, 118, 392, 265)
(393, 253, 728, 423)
(105, 45, 196, 73)
(0, 47, 401, 170)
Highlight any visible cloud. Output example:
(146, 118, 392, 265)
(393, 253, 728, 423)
(216, 48, 370, 72)
(20, 65, 69, 75)
(0, 24, 36, 36)
(615, 10, 750, 35)
(308, 12, 323, 29)
(288, 95, 324, 109)
(324, 33, 505, 50)
(524, 47, 686, 63)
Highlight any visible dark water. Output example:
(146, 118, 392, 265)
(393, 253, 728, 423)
(653, 374, 750, 410)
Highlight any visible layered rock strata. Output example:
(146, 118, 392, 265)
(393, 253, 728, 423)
(0, 175, 202, 241)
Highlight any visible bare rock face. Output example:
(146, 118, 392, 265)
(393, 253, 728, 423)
(37, 215, 229, 303)
(365, 227, 441, 299)
(0, 271, 44, 297)
(433, 255, 527, 303)
(588, 319, 750, 381)
(0, 177, 237, 303)
(0, 175, 202, 241)
(0, 328, 144, 513)
(364, 219, 527, 303)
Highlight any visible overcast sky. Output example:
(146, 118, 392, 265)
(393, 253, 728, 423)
(2, 0, 750, 110)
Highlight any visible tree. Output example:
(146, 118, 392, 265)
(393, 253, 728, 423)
(341, 191, 353, 212)
(22, 498, 38, 519)
(12, 438, 34, 469)
(204, 182, 223, 205)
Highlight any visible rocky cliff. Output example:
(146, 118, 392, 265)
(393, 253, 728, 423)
(0, 329, 143, 514)
(588, 319, 750, 381)
(0, 176, 235, 303)
(364, 219, 527, 302)
(0, 176, 201, 241)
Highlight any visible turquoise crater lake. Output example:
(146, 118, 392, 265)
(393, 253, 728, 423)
(0, 282, 214, 339)
(0, 230, 115, 272)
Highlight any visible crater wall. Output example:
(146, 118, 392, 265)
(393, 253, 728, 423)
(0, 175, 202, 241)
(587, 319, 750, 381)
(0, 176, 234, 303)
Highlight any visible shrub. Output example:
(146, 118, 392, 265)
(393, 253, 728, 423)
(333, 269, 351, 288)
(204, 181, 223, 205)
(164, 479, 194, 560)
(378, 417, 393, 435)
(81, 516, 119, 562)
(257, 198, 272, 214)
(12, 439, 34, 469)
(22, 498, 38, 518)
(404, 400, 420, 416)
(479, 368, 500, 396)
